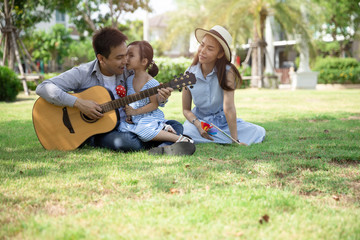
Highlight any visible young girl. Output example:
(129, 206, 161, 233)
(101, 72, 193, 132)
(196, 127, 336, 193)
(119, 40, 193, 144)
(182, 26, 266, 145)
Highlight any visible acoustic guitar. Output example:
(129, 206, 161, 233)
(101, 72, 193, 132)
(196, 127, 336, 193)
(32, 73, 196, 150)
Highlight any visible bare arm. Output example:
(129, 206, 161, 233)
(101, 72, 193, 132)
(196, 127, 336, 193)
(182, 86, 213, 141)
(223, 69, 238, 142)
(125, 95, 159, 116)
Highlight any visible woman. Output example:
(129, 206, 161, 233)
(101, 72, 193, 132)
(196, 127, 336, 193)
(182, 25, 266, 145)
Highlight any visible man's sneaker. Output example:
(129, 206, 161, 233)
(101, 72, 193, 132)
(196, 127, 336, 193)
(148, 142, 196, 156)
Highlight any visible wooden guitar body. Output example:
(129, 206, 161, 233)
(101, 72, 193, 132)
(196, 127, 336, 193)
(32, 86, 118, 150)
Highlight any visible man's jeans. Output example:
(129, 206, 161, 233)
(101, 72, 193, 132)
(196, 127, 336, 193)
(86, 120, 183, 152)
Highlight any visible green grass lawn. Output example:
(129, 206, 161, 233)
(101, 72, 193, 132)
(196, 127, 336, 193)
(1, 89, 360, 239)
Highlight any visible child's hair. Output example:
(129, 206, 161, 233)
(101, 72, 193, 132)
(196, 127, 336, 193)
(128, 41, 159, 77)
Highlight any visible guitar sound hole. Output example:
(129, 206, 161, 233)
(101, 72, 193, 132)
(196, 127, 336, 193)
(80, 113, 98, 123)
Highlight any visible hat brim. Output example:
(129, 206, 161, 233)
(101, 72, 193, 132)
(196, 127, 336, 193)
(195, 28, 231, 62)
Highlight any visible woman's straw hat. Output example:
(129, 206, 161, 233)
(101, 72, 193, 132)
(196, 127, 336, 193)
(195, 25, 232, 61)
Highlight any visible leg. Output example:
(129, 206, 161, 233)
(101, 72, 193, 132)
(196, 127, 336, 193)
(89, 129, 144, 152)
(166, 120, 183, 135)
(152, 130, 194, 143)
(143, 119, 184, 149)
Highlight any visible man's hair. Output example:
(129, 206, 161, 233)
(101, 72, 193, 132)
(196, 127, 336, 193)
(92, 27, 128, 58)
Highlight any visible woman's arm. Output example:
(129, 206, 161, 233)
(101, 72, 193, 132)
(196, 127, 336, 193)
(182, 86, 213, 140)
(125, 95, 159, 116)
(223, 69, 238, 142)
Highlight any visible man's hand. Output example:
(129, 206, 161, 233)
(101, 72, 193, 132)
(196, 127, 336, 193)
(157, 87, 173, 103)
(74, 98, 103, 120)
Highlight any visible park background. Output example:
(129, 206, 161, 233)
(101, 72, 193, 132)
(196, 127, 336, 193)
(1, 0, 360, 239)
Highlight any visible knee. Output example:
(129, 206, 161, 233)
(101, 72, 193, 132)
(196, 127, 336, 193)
(113, 132, 143, 152)
(96, 131, 144, 152)
(166, 120, 183, 135)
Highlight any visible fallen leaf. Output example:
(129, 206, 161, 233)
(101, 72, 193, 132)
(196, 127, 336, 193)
(262, 214, 270, 222)
(170, 188, 179, 194)
(332, 195, 340, 201)
(19, 171, 23, 174)
(235, 231, 244, 237)
(259, 214, 270, 224)
(185, 164, 190, 168)
(324, 129, 329, 133)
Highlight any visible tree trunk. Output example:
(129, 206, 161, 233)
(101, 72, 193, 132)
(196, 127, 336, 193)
(250, 9, 267, 88)
(251, 22, 259, 87)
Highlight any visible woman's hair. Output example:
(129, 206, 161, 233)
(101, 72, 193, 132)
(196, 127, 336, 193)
(191, 35, 242, 91)
(128, 41, 159, 77)
(92, 27, 128, 58)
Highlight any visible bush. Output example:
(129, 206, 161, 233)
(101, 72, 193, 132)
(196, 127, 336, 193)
(0, 66, 21, 101)
(313, 57, 360, 84)
(154, 57, 192, 84)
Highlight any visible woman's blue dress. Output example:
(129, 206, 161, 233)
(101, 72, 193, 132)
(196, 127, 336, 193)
(183, 63, 266, 145)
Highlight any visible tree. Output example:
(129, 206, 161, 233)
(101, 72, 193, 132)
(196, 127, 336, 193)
(166, 0, 214, 56)
(167, 0, 319, 88)
(69, 0, 150, 37)
(312, 0, 360, 57)
(26, 24, 73, 72)
(0, 0, 75, 71)
(212, 0, 317, 87)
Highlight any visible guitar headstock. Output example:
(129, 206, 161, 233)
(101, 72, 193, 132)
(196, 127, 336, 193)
(168, 72, 196, 91)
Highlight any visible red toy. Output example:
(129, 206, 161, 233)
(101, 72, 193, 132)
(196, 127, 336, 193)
(116, 85, 126, 98)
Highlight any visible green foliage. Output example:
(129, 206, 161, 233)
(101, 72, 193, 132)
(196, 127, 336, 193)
(29, 24, 73, 64)
(154, 57, 193, 83)
(150, 40, 165, 57)
(312, 0, 360, 57)
(67, 38, 95, 68)
(69, 0, 150, 36)
(313, 57, 360, 84)
(0, 66, 21, 101)
(120, 20, 143, 43)
(6, 0, 77, 32)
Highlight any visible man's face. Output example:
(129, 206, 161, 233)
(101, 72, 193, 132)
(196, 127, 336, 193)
(98, 42, 127, 76)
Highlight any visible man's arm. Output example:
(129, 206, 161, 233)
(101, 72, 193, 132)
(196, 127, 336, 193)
(35, 68, 82, 107)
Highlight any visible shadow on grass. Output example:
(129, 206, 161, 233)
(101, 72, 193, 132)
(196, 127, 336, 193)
(1, 116, 360, 198)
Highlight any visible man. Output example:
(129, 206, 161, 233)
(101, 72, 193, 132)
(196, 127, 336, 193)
(36, 27, 195, 155)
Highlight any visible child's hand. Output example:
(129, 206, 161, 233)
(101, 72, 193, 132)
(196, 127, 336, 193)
(125, 105, 137, 116)
(126, 116, 134, 124)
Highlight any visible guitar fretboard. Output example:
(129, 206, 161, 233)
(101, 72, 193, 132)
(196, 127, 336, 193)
(100, 82, 170, 113)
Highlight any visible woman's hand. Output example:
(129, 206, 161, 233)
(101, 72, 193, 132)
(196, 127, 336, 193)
(194, 122, 214, 141)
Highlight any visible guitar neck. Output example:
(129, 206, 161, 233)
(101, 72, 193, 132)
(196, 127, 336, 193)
(100, 82, 170, 113)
